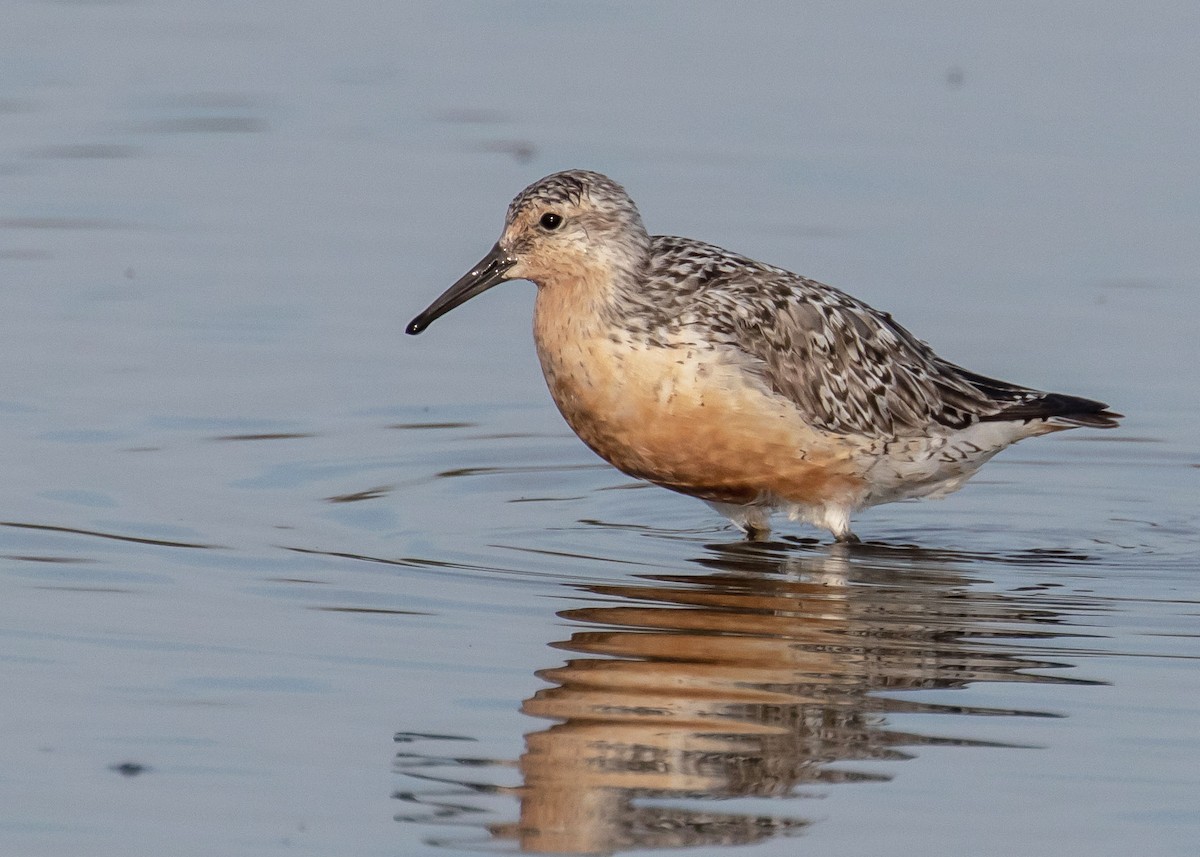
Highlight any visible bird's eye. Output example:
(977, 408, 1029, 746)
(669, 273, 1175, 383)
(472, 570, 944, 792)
(539, 212, 563, 231)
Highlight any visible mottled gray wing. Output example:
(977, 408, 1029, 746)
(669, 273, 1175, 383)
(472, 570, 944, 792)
(637, 238, 1028, 436)
(716, 275, 1003, 434)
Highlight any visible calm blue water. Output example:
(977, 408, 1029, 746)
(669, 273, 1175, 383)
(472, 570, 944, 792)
(1, 2, 1197, 855)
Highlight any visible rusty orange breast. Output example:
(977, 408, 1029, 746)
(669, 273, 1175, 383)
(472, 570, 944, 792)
(532, 289, 866, 508)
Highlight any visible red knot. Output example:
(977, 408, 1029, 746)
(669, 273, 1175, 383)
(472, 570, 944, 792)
(407, 170, 1120, 541)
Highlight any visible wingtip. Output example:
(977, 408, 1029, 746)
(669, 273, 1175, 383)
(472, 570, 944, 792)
(1046, 400, 1118, 427)
(1051, 407, 1123, 429)
(980, 392, 1122, 429)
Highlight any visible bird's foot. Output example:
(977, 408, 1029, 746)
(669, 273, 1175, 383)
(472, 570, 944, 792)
(744, 522, 771, 542)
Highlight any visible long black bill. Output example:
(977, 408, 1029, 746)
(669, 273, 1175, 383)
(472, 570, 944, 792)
(405, 243, 516, 335)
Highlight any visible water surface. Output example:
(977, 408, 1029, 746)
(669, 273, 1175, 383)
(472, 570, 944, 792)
(1, 3, 1197, 856)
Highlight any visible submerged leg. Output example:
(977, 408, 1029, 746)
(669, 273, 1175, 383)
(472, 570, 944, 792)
(744, 521, 772, 541)
(706, 500, 771, 540)
(821, 505, 857, 544)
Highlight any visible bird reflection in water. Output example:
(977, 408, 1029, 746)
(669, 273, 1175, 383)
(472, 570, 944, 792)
(394, 541, 1100, 853)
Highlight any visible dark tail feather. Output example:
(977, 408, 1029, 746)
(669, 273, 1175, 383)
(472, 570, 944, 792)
(981, 392, 1122, 428)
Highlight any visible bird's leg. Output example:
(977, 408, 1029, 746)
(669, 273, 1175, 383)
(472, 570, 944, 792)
(820, 506, 858, 544)
(744, 521, 771, 541)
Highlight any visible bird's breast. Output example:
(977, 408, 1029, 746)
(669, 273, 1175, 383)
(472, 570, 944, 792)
(532, 296, 866, 507)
